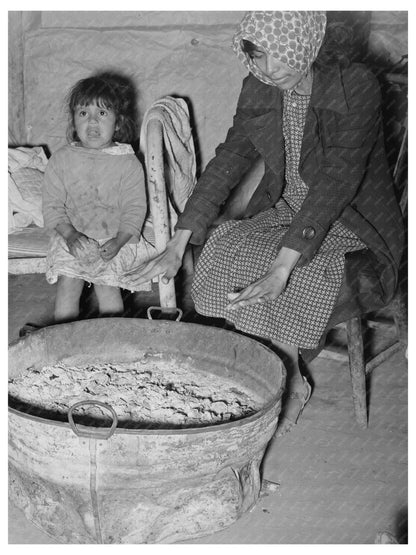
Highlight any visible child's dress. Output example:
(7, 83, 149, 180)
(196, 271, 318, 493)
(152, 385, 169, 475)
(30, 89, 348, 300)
(43, 142, 156, 292)
(191, 91, 367, 349)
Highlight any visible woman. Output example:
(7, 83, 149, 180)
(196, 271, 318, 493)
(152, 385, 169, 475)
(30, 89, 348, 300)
(127, 11, 404, 435)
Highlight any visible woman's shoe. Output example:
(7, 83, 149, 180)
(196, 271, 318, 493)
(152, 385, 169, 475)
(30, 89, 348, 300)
(275, 376, 312, 437)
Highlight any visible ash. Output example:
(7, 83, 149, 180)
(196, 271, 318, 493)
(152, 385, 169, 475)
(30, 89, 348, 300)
(8, 354, 260, 429)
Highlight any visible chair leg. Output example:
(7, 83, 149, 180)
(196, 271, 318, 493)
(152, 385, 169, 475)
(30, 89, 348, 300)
(392, 292, 408, 350)
(346, 317, 368, 428)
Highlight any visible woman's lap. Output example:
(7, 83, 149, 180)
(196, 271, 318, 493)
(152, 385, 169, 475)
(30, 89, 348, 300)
(191, 208, 351, 349)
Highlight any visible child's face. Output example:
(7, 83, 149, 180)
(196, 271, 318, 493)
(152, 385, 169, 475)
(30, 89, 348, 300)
(74, 102, 117, 149)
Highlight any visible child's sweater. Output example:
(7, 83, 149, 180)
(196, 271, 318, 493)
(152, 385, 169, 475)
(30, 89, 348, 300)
(42, 143, 147, 241)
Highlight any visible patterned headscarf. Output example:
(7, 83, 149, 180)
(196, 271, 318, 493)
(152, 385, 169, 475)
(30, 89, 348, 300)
(232, 11, 327, 86)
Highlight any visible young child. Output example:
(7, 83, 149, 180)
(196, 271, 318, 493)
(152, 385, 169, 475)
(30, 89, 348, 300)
(43, 71, 149, 323)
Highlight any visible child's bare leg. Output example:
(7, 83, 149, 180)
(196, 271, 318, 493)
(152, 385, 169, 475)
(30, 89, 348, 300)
(271, 339, 311, 436)
(55, 276, 85, 323)
(94, 284, 124, 316)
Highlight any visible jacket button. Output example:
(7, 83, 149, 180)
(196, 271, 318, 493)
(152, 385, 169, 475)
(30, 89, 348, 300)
(302, 226, 316, 240)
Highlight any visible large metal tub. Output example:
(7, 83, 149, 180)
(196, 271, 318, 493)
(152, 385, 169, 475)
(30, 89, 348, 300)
(9, 318, 285, 544)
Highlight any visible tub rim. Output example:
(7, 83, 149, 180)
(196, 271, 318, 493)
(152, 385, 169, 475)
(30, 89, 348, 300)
(8, 393, 282, 437)
(8, 318, 285, 437)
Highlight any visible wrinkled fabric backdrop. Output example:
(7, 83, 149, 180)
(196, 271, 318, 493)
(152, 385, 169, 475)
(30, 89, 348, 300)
(9, 11, 407, 172)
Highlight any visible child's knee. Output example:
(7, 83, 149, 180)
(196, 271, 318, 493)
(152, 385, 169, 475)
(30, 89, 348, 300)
(94, 284, 122, 298)
(94, 285, 123, 313)
(56, 276, 84, 299)
(54, 277, 84, 322)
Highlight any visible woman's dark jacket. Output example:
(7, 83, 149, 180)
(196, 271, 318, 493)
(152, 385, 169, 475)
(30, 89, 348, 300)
(176, 63, 404, 320)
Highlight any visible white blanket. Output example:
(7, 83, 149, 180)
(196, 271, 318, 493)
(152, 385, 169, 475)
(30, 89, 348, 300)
(140, 96, 196, 228)
(8, 146, 48, 232)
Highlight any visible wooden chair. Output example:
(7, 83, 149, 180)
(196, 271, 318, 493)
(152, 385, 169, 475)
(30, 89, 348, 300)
(312, 283, 407, 428)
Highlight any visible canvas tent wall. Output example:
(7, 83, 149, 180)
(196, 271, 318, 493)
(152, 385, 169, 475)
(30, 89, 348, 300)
(9, 11, 407, 169)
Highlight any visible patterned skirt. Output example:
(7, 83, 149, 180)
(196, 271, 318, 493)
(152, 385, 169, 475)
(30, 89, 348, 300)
(191, 202, 365, 349)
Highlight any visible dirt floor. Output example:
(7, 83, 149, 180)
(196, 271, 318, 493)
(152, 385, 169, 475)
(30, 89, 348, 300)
(8, 272, 408, 545)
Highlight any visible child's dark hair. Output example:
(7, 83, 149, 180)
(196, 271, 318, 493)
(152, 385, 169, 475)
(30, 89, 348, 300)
(66, 71, 138, 144)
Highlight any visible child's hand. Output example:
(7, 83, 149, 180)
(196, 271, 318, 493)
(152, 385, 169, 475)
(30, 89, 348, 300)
(100, 231, 132, 262)
(100, 238, 123, 261)
(65, 231, 90, 258)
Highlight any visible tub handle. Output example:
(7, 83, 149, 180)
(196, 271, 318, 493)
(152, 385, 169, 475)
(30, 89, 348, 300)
(68, 401, 118, 439)
(147, 306, 183, 321)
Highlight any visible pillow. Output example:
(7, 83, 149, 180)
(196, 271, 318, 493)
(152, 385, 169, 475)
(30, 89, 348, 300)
(8, 146, 48, 173)
(8, 146, 48, 232)
(11, 167, 44, 204)
(9, 168, 44, 231)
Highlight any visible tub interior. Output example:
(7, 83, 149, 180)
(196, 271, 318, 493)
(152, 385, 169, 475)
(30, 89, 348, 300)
(8, 318, 285, 429)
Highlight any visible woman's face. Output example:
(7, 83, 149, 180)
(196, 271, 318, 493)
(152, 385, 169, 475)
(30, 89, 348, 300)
(74, 102, 117, 149)
(247, 44, 304, 90)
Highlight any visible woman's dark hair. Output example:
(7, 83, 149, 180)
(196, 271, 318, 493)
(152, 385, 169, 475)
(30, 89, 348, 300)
(241, 39, 261, 59)
(66, 71, 138, 144)
(241, 21, 354, 71)
(314, 21, 354, 70)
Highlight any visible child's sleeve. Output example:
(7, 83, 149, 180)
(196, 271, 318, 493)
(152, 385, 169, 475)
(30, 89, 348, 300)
(118, 156, 148, 237)
(42, 155, 72, 230)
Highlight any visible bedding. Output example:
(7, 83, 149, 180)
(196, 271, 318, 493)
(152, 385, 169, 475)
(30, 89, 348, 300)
(8, 146, 47, 232)
(8, 225, 51, 274)
(8, 147, 49, 274)
(8, 225, 51, 258)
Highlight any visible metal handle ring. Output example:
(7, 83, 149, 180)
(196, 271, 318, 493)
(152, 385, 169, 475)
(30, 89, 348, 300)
(147, 306, 183, 321)
(68, 400, 118, 440)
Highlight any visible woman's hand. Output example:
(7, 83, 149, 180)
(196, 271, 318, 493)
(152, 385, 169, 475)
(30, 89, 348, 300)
(123, 229, 192, 286)
(226, 246, 301, 311)
(226, 266, 290, 310)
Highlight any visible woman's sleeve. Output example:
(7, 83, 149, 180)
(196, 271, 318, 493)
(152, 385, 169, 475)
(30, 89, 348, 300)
(42, 155, 72, 230)
(118, 157, 148, 237)
(176, 76, 261, 244)
(280, 67, 383, 263)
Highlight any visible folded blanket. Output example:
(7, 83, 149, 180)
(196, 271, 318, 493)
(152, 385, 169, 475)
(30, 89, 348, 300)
(8, 146, 48, 173)
(8, 146, 48, 232)
(139, 96, 196, 228)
